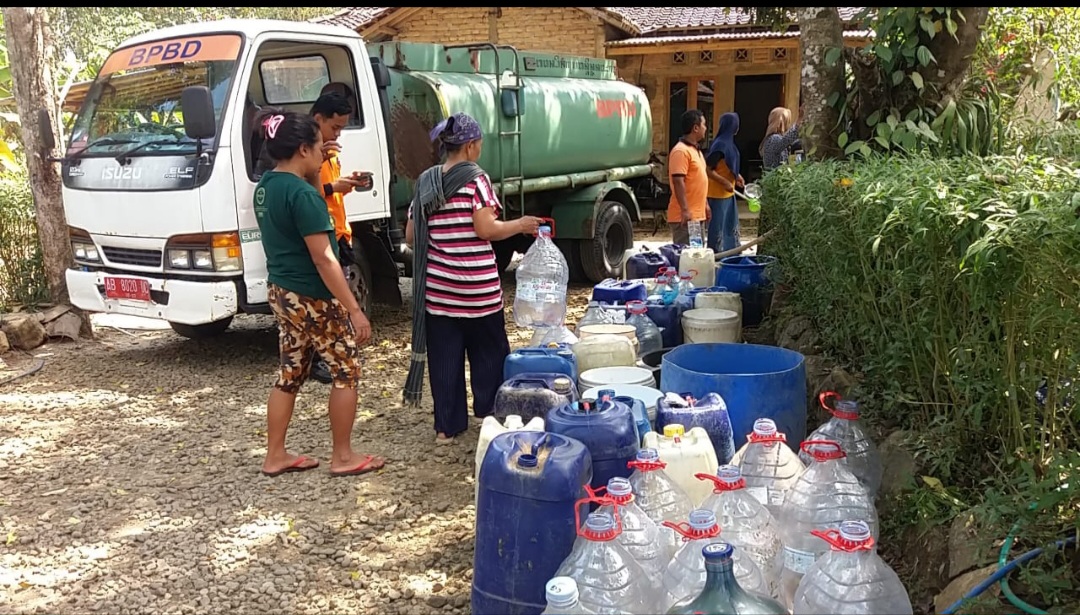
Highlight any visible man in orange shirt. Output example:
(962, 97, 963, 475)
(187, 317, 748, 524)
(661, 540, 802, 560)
(309, 91, 363, 383)
(667, 109, 710, 245)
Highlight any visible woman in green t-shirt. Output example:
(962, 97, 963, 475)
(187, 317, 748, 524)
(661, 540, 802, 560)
(252, 109, 384, 478)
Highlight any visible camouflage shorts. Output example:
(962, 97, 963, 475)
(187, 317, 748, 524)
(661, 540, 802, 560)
(268, 284, 361, 392)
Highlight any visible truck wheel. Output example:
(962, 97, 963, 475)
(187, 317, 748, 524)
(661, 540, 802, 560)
(579, 200, 633, 283)
(170, 317, 233, 340)
(346, 237, 373, 315)
(555, 239, 588, 283)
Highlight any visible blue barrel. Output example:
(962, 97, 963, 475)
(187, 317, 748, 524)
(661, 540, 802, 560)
(715, 255, 777, 293)
(655, 392, 736, 464)
(659, 343, 807, 447)
(626, 251, 669, 280)
(545, 399, 639, 491)
(473, 431, 592, 615)
(646, 300, 683, 347)
(504, 345, 578, 381)
(592, 278, 648, 304)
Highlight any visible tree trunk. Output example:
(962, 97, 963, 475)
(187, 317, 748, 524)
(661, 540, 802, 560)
(2, 7, 91, 336)
(797, 7, 846, 160)
(920, 7, 990, 104)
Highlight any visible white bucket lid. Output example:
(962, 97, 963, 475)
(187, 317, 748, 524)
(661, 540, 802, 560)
(579, 366, 655, 388)
(681, 307, 739, 325)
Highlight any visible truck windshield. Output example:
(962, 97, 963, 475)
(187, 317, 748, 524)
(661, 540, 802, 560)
(68, 34, 243, 159)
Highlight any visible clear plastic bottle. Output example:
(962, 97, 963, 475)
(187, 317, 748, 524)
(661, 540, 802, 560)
(800, 392, 883, 496)
(625, 300, 663, 357)
(655, 270, 679, 306)
(675, 273, 697, 310)
(555, 504, 655, 614)
(792, 520, 913, 615)
(660, 509, 767, 610)
(778, 440, 879, 611)
(531, 324, 580, 347)
(697, 465, 784, 596)
(628, 448, 694, 558)
(595, 477, 671, 583)
(687, 220, 704, 248)
(575, 301, 614, 334)
(731, 418, 806, 516)
(667, 543, 788, 615)
(515, 224, 569, 328)
(541, 577, 594, 615)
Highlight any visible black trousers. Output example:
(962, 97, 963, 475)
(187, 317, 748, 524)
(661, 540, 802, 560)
(425, 310, 511, 437)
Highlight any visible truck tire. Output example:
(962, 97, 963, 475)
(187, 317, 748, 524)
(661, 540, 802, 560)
(170, 317, 233, 340)
(555, 239, 588, 283)
(579, 200, 633, 283)
(345, 237, 374, 315)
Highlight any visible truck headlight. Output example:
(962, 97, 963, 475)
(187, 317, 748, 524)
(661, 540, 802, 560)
(69, 227, 100, 263)
(165, 232, 242, 273)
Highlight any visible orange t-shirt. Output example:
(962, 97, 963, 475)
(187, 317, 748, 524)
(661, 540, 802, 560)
(707, 159, 736, 199)
(319, 155, 351, 241)
(667, 141, 709, 222)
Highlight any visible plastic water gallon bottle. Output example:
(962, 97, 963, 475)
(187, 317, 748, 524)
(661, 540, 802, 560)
(625, 300, 663, 357)
(731, 418, 806, 516)
(792, 520, 914, 615)
(778, 440, 879, 611)
(801, 392, 884, 496)
(687, 220, 704, 248)
(540, 577, 593, 615)
(594, 477, 670, 583)
(660, 509, 767, 610)
(628, 448, 694, 558)
(667, 543, 788, 615)
(697, 465, 784, 595)
(554, 501, 655, 613)
(514, 224, 569, 328)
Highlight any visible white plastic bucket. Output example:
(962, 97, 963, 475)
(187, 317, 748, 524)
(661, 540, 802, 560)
(681, 307, 740, 344)
(579, 365, 656, 390)
(694, 291, 743, 341)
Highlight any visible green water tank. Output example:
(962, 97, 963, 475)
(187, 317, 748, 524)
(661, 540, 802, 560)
(372, 42, 652, 193)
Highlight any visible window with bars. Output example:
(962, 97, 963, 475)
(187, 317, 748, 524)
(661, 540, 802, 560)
(773, 48, 788, 60)
(672, 51, 686, 65)
(699, 50, 714, 63)
(734, 48, 750, 62)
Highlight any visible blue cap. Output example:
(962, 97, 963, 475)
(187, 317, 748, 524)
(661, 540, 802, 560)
(702, 542, 734, 560)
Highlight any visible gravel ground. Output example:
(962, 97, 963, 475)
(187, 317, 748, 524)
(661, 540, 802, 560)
(0, 277, 597, 615)
(0, 222, 748, 614)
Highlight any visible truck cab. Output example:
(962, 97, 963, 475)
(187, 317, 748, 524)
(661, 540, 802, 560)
(60, 20, 394, 338)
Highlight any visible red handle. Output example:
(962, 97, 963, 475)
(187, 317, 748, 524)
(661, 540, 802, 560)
(533, 216, 556, 238)
(748, 431, 787, 444)
(819, 390, 859, 420)
(800, 439, 846, 461)
(811, 527, 875, 552)
(574, 494, 620, 541)
(662, 519, 721, 540)
(627, 458, 667, 472)
(695, 472, 745, 492)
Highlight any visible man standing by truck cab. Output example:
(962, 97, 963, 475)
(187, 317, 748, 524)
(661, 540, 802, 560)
(308, 91, 365, 383)
(667, 109, 710, 245)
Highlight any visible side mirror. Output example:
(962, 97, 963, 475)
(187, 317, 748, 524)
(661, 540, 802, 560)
(37, 108, 56, 152)
(181, 86, 216, 140)
(369, 57, 391, 89)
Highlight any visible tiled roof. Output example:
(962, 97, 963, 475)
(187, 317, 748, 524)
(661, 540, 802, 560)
(312, 7, 869, 35)
(607, 29, 873, 48)
(603, 7, 866, 33)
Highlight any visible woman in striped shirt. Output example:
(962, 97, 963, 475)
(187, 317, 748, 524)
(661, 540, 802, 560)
(405, 113, 541, 442)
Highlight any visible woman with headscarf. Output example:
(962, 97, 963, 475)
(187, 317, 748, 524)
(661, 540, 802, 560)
(402, 113, 542, 442)
(760, 107, 801, 172)
(705, 112, 745, 252)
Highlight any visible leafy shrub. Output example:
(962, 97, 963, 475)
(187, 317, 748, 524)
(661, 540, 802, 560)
(0, 173, 48, 311)
(760, 154, 1080, 481)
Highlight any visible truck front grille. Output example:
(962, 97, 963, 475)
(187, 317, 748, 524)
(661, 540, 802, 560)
(101, 246, 162, 268)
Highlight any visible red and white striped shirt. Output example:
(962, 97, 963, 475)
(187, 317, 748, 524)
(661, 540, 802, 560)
(410, 173, 503, 318)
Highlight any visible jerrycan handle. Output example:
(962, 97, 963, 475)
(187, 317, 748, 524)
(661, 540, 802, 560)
(811, 527, 875, 552)
(800, 439, 846, 461)
(662, 519, 721, 540)
(532, 217, 556, 238)
(574, 494, 621, 540)
(747, 430, 786, 444)
(695, 472, 745, 492)
(509, 377, 553, 389)
(819, 390, 859, 420)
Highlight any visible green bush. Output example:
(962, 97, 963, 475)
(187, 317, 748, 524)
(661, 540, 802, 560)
(0, 174, 48, 311)
(760, 154, 1080, 481)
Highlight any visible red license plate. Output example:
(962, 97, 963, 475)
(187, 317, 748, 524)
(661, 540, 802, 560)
(104, 276, 152, 302)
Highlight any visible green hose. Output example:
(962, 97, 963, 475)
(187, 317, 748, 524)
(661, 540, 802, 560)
(1000, 504, 1047, 615)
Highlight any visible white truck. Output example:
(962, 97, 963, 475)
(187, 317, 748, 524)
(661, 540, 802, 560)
(44, 19, 658, 338)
